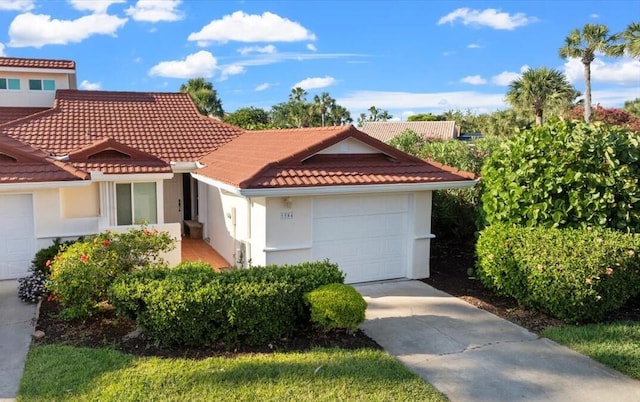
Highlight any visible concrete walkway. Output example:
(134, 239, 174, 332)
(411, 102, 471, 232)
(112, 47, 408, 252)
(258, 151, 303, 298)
(355, 280, 640, 402)
(0, 280, 36, 401)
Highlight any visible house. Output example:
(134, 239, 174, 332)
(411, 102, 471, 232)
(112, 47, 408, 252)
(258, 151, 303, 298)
(0, 57, 475, 283)
(360, 121, 460, 143)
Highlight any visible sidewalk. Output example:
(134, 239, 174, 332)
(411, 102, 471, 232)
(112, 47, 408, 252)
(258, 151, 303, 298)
(0, 280, 36, 401)
(355, 280, 640, 402)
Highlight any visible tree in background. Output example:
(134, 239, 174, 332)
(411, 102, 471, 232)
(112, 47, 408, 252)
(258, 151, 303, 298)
(623, 98, 640, 119)
(357, 106, 393, 126)
(620, 22, 640, 59)
(312, 92, 335, 127)
(224, 107, 271, 130)
(567, 104, 640, 133)
(268, 88, 352, 128)
(480, 109, 531, 137)
(327, 104, 352, 126)
(179, 78, 224, 118)
(559, 23, 624, 123)
(407, 113, 445, 122)
(506, 67, 577, 126)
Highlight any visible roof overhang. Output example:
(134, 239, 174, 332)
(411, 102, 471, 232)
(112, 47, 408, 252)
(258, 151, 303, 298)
(90, 172, 174, 182)
(191, 172, 477, 198)
(1, 66, 76, 74)
(0, 180, 92, 191)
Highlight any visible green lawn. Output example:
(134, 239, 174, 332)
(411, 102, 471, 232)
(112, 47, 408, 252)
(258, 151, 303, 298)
(19, 345, 446, 402)
(542, 321, 640, 380)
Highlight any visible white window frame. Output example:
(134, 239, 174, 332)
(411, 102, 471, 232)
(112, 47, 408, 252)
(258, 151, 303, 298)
(28, 79, 56, 92)
(0, 78, 21, 91)
(114, 182, 159, 226)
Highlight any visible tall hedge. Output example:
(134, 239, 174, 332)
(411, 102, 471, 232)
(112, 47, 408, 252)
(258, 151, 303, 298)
(476, 224, 640, 322)
(481, 119, 640, 231)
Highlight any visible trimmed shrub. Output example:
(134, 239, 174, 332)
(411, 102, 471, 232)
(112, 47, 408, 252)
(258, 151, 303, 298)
(109, 260, 345, 346)
(481, 119, 640, 231)
(304, 283, 367, 331)
(49, 227, 174, 319)
(476, 224, 640, 322)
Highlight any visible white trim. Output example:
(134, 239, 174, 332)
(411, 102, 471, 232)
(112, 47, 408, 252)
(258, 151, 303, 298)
(264, 244, 312, 252)
(0, 180, 91, 191)
(239, 180, 477, 197)
(170, 161, 202, 173)
(1, 66, 75, 74)
(91, 172, 173, 182)
(191, 173, 476, 197)
(415, 234, 436, 240)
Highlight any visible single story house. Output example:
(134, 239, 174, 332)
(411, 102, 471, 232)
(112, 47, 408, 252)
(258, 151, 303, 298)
(0, 57, 475, 284)
(360, 121, 460, 143)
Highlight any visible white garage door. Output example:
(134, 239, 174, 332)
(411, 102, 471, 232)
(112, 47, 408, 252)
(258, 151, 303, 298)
(312, 194, 409, 283)
(0, 194, 36, 280)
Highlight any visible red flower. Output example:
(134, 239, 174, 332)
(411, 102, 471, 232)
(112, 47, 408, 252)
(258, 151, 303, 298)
(144, 230, 151, 236)
(80, 254, 89, 262)
(45, 259, 51, 267)
(103, 240, 111, 247)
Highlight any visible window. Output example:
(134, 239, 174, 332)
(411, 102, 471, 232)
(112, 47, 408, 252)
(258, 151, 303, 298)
(28, 79, 55, 91)
(0, 78, 20, 90)
(115, 183, 157, 225)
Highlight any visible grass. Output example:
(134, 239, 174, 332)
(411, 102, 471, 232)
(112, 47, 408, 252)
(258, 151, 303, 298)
(18, 345, 446, 402)
(542, 321, 640, 380)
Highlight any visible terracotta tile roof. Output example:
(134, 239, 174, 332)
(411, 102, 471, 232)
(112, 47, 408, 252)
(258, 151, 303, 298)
(198, 125, 475, 189)
(360, 121, 459, 142)
(0, 134, 88, 183)
(0, 107, 49, 125)
(0, 90, 245, 164)
(0, 57, 75, 70)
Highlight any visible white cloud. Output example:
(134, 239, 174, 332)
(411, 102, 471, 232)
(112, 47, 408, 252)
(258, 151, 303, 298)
(460, 75, 487, 85)
(337, 90, 506, 113)
(563, 57, 640, 85)
(133, 56, 142, 63)
(467, 43, 483, 49)
(0, 0, 34, 11)
(255, 82, 270, 91)
(591, 86, 640, 106)
(67, 0, 125, 13)
(307, 43, 316, 51)
(442, 51, 455, 56)
(79, 79, 101, 90)
(590, 13, 600, 19)
(220, 64, 245, 81)
(148, 50, 217, 78)
(292, 76, 336, 90)
(8, 12, 127, 48)
(125, 0, 183, 22)
(490, 65, 529, 86)
(438, 8, 534, 30)
(237, 44, 276, 55)
(0, 43, 4, 56)
(188, 11, 316, 45)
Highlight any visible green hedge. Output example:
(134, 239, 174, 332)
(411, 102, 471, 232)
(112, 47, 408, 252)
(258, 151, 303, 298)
(476, 224, 640, 322)
(304, 283, 367, 331)
(109, 260, 345, 346)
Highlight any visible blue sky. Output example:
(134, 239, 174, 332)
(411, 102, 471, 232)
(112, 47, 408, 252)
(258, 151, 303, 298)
(1, 0, 638, 120)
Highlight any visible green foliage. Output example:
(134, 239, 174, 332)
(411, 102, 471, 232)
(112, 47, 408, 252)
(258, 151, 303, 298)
(48, 228, 174, 319)
(476, 224, 640, 322)
(623, 98, 640, 119)
(304, 283, 367, 331)
(109, 261, 345, 346)
(179, 77, 224, 118)
(356, 106, 392, 127)
(387, 129, 426, 155)
(481, 119, 640, 231)
(31, 238, 77, 277)
(223, 106, 271, 130)
(269, 88, 352, 128)
(407, 113, 445, 122)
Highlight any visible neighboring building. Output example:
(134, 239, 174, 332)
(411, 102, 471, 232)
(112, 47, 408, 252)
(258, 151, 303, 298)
(360, 121, 460, 143)
(0, 57, 476, 283)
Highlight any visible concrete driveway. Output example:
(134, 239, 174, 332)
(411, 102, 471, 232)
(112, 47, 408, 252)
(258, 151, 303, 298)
(0, 280, 36, 401)
(355, 280, 640, 402)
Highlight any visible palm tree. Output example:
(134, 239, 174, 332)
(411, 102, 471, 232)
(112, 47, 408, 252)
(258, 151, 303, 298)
(620, 22, 640, 59)
(179, 78, 224, 118)
(506, 67, 577, 126)
(328, 104, 352, 126)
(559, 24, 624, 123)
(313, 92, 335, 127)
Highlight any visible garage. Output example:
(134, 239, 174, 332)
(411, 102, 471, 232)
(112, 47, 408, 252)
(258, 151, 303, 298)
(0, 194, 36, 280)
(312, 194, 409, 283)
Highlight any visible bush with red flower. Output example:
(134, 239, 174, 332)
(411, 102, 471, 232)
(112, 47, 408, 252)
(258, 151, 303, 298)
(48, 227, 174, 319)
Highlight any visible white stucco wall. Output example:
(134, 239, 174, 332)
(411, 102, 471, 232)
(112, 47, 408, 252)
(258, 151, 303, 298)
(205, 186, 250, 267)
(317, 138, 381, 154)
(264, 196, 313, 266)
(0, 71, 73, 107)
(408, 191, 433, 279)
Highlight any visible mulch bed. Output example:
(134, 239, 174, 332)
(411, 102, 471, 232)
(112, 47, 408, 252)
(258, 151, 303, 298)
(34, 240, 640, 358)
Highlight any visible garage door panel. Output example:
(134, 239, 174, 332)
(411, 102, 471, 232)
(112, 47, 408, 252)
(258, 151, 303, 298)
(313, 194, 409, 284)
(0, 194, 35, 280)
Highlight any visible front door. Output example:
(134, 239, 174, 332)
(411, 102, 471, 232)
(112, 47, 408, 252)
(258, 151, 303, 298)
(163, 174, 184, 225)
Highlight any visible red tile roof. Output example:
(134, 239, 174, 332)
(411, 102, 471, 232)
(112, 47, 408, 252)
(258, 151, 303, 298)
(0, 57, 75, 70)
(0, 134, 88, 183)
(0, 107, 49, 125)
(360, 121, 460, 142)
(0, 90, 245, 164)
(197, 125, 475, 189)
